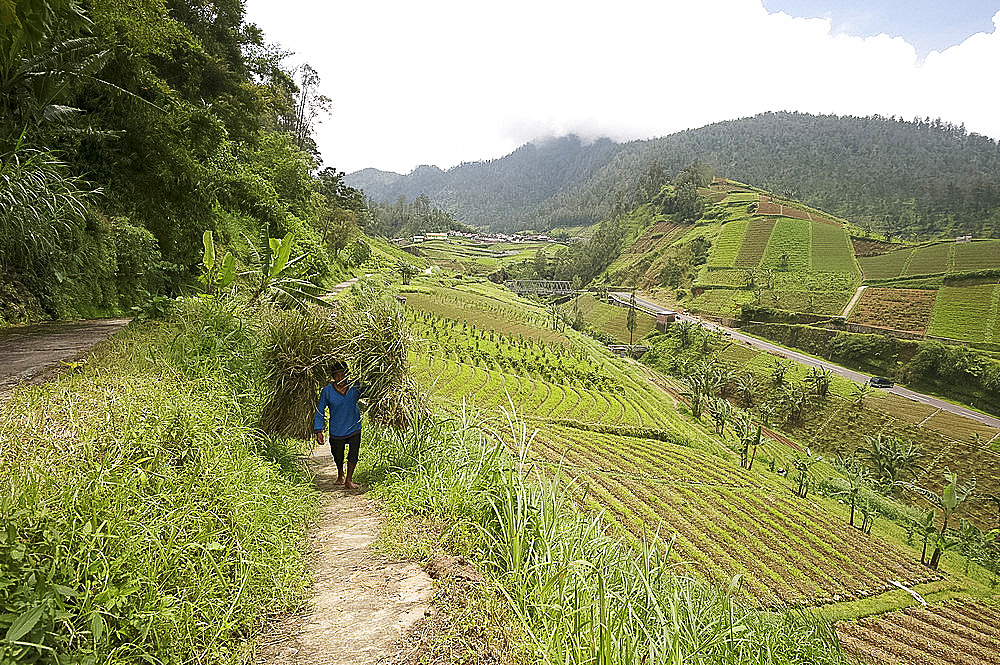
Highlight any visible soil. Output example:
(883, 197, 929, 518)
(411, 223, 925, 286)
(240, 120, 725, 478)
(0, 318, 131, 392)
(255, 447, 434, 665)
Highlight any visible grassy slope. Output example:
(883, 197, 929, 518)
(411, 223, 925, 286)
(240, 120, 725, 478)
(393, 276, 995, 621)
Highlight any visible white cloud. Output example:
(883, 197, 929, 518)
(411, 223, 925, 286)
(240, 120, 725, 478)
(244, 1, 1000, 173)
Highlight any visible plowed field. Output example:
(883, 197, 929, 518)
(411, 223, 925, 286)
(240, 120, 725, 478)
(848, 288, 936, 333)
(836, 601, 1000, 665)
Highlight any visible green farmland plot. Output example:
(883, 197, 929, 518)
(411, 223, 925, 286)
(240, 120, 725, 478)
(810, 222, 857, 273)
(761, 218, 810, 271)
(903, 242, 952, 276)
(533, 426, 939, 607)
(952, 239, 1000, 272)
(859, 248, 910, 280)
(927, 282, 1000, 342)
(734, 218, 776, 267)
(708, 220, 748, 268)
(568, 293, 656, 344)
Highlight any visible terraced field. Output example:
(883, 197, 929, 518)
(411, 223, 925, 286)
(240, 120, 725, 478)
(734, 218, 776, 267)
(533, 426, 939, 607)
(952, 239, 1000, 272)
(402, 287, 570, 345)
(927, 282, 1000, 342)
(708, 220, 748, 268)
(848, 288, 936, 333)
(903, 242, 953, 276)
(836, 601, 1000, 665)
(859, 249, 910, 280)
(567, 293, 656, 344)
(761, 218, 810, 271)
(810, 222, 856, 272)
(411, 356, 685, 431)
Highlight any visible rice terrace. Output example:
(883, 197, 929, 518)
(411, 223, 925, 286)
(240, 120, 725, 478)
(2, 10, 1000, 661)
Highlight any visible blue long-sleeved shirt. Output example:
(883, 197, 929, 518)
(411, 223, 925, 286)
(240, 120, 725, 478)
(313, 382, 364, 437)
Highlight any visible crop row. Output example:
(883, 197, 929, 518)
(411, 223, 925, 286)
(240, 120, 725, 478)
(859, 249, 910, 280)
(761, 218, 811, 271)
(733, 218, 775, 267)
(903, 242, 952, 276)
(810, 222, 856, 273)
(411, 356, 678, 429)
(847, 287, 936, 333)
(570, 294, 656, 344)
(953, 240, 1000, 272)
(533, 427, 937, 606)
(405, 292, 569, 345)
(836, 601, 1000, 665)
(708, 221, 748, 268)
(927, 282, 999, 342)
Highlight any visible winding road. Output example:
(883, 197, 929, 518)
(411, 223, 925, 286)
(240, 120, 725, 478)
(610, 292, 1000, 431)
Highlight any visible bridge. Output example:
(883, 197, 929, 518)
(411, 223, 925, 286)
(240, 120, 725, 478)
(505, 280, 580, 296)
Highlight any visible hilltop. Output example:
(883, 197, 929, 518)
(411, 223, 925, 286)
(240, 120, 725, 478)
(347, 112, 1000, 238)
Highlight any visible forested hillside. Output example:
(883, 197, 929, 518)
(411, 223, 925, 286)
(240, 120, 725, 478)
(0, 0, 368, 325)
(349, 113, 1000, 238)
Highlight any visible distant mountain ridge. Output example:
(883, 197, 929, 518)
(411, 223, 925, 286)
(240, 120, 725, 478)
(346, 112, 1000, 238)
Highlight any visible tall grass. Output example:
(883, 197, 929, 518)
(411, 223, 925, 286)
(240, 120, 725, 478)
(0, 298, 317, 664)
(370, 406, 848, 665)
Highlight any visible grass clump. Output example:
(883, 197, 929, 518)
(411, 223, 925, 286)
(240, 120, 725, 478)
(0, 298, 317, 664)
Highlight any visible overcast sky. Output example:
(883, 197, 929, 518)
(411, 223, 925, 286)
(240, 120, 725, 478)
(244, 0, 1000, 175)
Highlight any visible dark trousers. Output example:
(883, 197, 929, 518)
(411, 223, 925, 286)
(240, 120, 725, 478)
(330, 430, 361, 469)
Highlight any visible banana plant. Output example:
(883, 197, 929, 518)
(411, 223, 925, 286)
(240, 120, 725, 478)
(197, 230, 236, 296)
(896, 471, 975, 569)
(245, 232, 329, 309)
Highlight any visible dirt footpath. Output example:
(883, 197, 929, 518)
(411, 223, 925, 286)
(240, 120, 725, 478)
(0, 319, 131, 391)
(256, 447, 434, 665)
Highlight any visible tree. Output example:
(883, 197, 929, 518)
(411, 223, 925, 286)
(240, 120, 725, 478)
(897, 471, 976, 569)
(805, 366, 832, 399)
(733, 414, 762, 470)
(708, 397, 733, 436)
(864, 434, 921, 492)
(285, 63, 331, 156)
(771, 359, 789, 387)
(734, 372, 760, 407)
(850, 382, 871, 410)
(397, 259, 416, 285)
(246, 232, 327, 310)
(791, 448, 822, 498)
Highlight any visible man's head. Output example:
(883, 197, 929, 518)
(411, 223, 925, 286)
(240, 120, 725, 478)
(331, 360, 348, 384)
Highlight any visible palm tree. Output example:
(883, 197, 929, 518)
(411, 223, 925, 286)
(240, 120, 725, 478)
(850, 382, 871, 411)
(791, 448, 822, 498)
(780, 383, 810, 427)
(734, 372, 760, 407)
(805, 366, 832, 399)
(708, 397, 734, 436)
(682, 369, 711, 420)
(733, 414, 762, 470)
(771, 359, 789, 387)
(865, 434, 921, 493)
(897, 471, 976, 569)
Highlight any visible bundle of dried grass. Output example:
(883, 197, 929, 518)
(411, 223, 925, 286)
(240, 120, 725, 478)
(259, 280, 425, 438)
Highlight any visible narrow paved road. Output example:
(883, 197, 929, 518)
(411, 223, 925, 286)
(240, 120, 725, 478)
(610, 292, 1000, 431)
(0, 319, 131, 390)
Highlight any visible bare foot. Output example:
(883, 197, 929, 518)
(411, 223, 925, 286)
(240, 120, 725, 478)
(335, 476, 345, 485)
(344, 480, 360, 490)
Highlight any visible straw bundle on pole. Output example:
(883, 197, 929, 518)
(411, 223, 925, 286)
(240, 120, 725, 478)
(259, 280, 424, 438)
